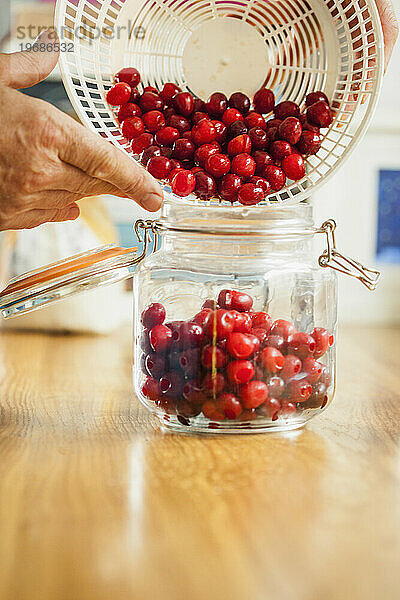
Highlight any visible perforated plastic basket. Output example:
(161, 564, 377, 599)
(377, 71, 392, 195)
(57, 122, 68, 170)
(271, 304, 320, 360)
(55, 0, 384, 206)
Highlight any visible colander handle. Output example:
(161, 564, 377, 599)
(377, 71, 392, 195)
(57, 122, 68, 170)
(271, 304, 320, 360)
(318, 220, 380, 291)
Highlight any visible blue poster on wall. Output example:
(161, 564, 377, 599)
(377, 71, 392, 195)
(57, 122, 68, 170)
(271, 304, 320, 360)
(376, 170, 400, 264)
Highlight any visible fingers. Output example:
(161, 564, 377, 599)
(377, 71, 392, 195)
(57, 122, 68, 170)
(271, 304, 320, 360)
(376, 0, 399, 71)
(58, 117, 163, 212)
(48, 163, 130, 198)
(3, 204, 80, 231)
(0, 30, 60, 89)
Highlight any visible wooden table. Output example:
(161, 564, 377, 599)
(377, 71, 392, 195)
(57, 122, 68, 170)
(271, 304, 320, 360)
(0, 326, 399, 600)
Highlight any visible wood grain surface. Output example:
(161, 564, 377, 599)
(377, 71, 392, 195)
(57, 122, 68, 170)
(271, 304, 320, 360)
(0, 326, 399, 600)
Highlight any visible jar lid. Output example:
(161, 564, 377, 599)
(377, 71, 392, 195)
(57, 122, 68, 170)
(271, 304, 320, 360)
(0, 245, 138, 319)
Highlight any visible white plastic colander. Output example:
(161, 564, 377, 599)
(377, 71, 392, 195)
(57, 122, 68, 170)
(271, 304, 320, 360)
(55, 0, 384, 206)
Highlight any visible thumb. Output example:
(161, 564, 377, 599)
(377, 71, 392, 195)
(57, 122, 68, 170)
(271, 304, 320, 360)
(0, 30, 60, 89)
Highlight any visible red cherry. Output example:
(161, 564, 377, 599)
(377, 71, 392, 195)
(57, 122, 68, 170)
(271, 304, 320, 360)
(129, 88, 140, 103)
(266, 118, 282, 129)
(172, 138, 195, 160)
(248, 176, 271, 196)
(168, 167, 184, 184)
(182, 379, 205, 404)
(245, 111, 267, 130)
(202, 372, 226, 397)
(266, 376, 285, 398)
(282, 153, 305, 181)
(264, 334, 286, 354)
(149, 324, 173, 353)
(154, 126, 179, 147)
(202, 400, 225, 421)
(238, 182, 264, 206)
(106, 82, 131, 105)
(217, 393, 242, 419)
(307, 100, 333, 128)
(205, 92, 228, 117)
(303, 120, 321, 133)
(160, 371, 184, 397)
(306, 91, 329, 107)
(302, 357, 323, 384)
(131, 132, 154, 154)
(251, 311, 272, 331)
(219, 174, 242, 202)
(192, 308, 212, 327)
(211, 120, 227, 144)
(253, 88, 275, 114)
(297, 130, 322, 155)
(115, 67, 140, 87)
(179, 348, 201, 378)
(170, 169, 196, 197)
(311, 327, 334, 358)
(274, 100, 300, 120)
(248, 127, 267, 150)
(142, 145, 162, 165)
(194, 170, 217, 200)
(269, 319, 296, 340)
(166, 113, 191, 134)
(172, 92, 194, 116)
(229, 92, 250, 115)
(139, 91, 164, 112)
(183, 131, 194, 141)
(143, 86, 159, 95)
(222, 108, 244, 126)
(280, 401, 297, 415)
(177, 321, 203, 347)
(240, 380, 268, 409)
(142, 110, 165, 133)
(144, 353, 166, 378)
(192, 111, 210, 125)
(160, 82, 181, 105)
(262, 164, 286, 191)
(226, 332, 256, 359)
(201, 344, 227, 369)
(121, 116, 145, 140)
(192, 119, 217, 145)
(117, 103, 142, 122)
(141, 302, 166, 328)
(194, 143, 220, 167)
(253, 150, 273, 174)
(231, 153, 256, 177)
(258, 397, 281, 420)
(286, 379, 312, 402)
(250, 328, 269, 345)
(142, 376, 160, 401)
(227, 360, 255, 385)
(260, 346, 284, 372)
(227, 134, 252, 156)
(280, 355, 302, 381)
(231, 290, 253, 312)
(278, 117, 302, 145)
(202, 299, 217, 310)
(147, 155, 172, 179)
(205, 153, 231, 178)
(232, 312, 253, 333)
(206, 309, 235, 339)
(270, 140, 292, 162)
(227, 120, 248, 140)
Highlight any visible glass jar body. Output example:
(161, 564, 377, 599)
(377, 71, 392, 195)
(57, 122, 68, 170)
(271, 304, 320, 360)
(134, 206, 337, 433)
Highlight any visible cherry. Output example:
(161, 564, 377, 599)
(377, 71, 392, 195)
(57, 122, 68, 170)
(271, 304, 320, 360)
(253, 88, 275, 114)
(121, 116, 145, 140)
(192, 119, 217, 145)
(253, 150, 273, 174)
(303, 120, 321, 133)
(248, 176, 271, 196)
(115, 67, 140, 87)
(227, 134, 252, 155)
(297, 130, 321, 155)
(282, 153, 305, 181)
(270, 140, 292, 161)
(306, 91, 329, 107)
(129, 88, 140, 103)
(201, 344, 227, 369)
(211, 120, 227, 144)
(226, 332, 256, 359)
(194, 170, 217, 200)
(307, 100, 333, 128)
(232, 312, 253, 333)
(303, 382, 327, 409)
(280, 355, 302, 380)
(160, 371, 184, 397)
(274, 100, 300, 120)
(258, 397, 281, 420)
(205, 92, 228, 117)
(205, 153, 231, 178)
(269, 319, 296, 340)
(280, 401, 297, 416)
(166, 114, 191, 134)
(170, 138, 194, 161)
(222, 108, 244, 126)
(192, 111, 210, 125)
(227, 360, 255, 385)
(202, 400, 225, 421)
(278, 117, 302, 145)
(160, 82, 181, 105)
(266, 376, 285, 398)
(245, 111, 267, 130)
(250, 312, 271, 331)
(147, 155, 172, 179)
(302, 357, 323, 384)
(149, 324, 173, 353)
(117, 103, 142, 122)
(206, 309, 235, 339)
(142, 376, 160, 401)
(227, 120, 248, 140)
(286, 379, 312, 402)
(311, 327, 334, 358)
(266, 118, 282, 129)
(143, 86, 159, 95)
(264, 334, 286, 354)
(227, 290, 253, 312)
(142, 110, 165, 133)
(139, 91, 164, 112)
(141, 302, 165, 328)
(219, 174, 242, 202)
(142, 145, 162, 164)
(231, 153, 256, 177)
(248, 127, 267, 150)
(203, 372, 226, 397)
(260, 346, 284, 372)
(265, 127, 278, 145)
(262, 164, 286, 191)
(194, 143, 220, 167)
(192, 308, 212, 327)
(170, 169, 196, 197)
(172, 92, 194, 116)
(217, 393, 242, 419)
(238, 183, 264, 206)
(202, 299, 217, 310)
(153, 126, 178, 147)
(229, 92, 250, 115)
(177, 400, 202, 419)
(320, 365, 332, 387)
(130, 132, 153, 154)
(107, 82, 131, 105)
(182, 379, 206, 404)
(179, 348, 201, 378)
(241, 380, 268, 409)
(145, 353, 166, 378)
(250, 328, 269, 346)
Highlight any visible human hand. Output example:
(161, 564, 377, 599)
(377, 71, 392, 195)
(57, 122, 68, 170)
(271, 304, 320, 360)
(376, 0, 399, 70)
(0, 30, 163, 232)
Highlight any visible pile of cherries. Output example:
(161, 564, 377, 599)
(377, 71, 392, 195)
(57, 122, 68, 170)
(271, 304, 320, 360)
(106, 67, 333, 205)
(139, 290, 334, 426)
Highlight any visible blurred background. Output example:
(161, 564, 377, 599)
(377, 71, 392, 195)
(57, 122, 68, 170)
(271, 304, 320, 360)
(0, 0, 399, 331)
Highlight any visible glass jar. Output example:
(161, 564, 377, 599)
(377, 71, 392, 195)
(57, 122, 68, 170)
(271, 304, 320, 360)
(135, 202, 340, 434)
